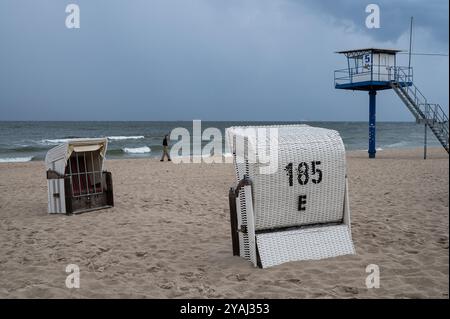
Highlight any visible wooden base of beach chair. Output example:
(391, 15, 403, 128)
(46, 170, 114, 214)
(65, 172, 114, 214)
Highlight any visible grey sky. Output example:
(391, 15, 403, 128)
(0, 0, 448, 121)
(305, 0, 449, 42)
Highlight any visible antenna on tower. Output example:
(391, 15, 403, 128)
(408, 17, 413, 78)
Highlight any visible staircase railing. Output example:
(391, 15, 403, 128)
(388, 66, 449, 152)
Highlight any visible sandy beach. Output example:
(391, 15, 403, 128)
(0, 147, 448, 299)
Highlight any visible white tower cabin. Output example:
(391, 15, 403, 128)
(334, 48, 409, 91)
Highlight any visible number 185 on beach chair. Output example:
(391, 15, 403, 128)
(226, 125, 355, 268)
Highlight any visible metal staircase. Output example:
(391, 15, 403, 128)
(389, 67, 449, 154)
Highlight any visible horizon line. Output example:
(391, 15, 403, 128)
(0, 120, 420, 123)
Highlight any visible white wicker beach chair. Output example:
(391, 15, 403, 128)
(226, 125, 355, 268)
(45, 138, 114, 214)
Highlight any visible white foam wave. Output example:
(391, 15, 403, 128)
(108, 136, 144, 141)
(40, 135, 145, 145)
(385, 141, 409, 148)
(0, 156, 34, 163)
(123, 146, 151, 154)
(40, 138, 72, 145)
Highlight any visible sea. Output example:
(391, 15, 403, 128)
(0, 121, 441, 163)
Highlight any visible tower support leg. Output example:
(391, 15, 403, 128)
(424, 123, 428, 160)
(368, 90, 377, 159)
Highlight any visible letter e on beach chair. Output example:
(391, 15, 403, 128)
(226, 125, 355, 268)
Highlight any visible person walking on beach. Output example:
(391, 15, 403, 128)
(160, 135, 171, 162)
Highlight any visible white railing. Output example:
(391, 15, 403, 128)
(390, 66, 448, 149)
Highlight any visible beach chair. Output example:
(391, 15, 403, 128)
(45, 138, 114, 214)
(226, 125, 355, 268)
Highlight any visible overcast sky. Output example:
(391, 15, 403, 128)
(0, 0, 448, 121)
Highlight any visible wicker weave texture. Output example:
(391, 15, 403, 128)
(231, 138, 252, 261)
(257, 224, 355, 268)
(227, 125, 346, 231)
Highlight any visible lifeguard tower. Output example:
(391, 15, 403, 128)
(335, 48, 449, 158)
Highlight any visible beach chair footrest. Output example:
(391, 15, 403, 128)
(256, 224, 355, 268)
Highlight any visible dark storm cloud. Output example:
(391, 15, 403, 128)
(303, 0, 449, 44)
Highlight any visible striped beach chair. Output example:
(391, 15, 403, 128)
(45, 138, 114, 214)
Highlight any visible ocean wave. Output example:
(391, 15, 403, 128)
(384, 141, 409, 148)
(40, 138, 72, 145)
(123, 146, 151, 154)
(106, 149, 124, 156)
(39, 135, 145, 145)
(9, 145, 48, 152)
(108, 136, 144, 141)
(0, 156, 34, 163)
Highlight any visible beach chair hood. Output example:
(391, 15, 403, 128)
(45, 138, 108, 175)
